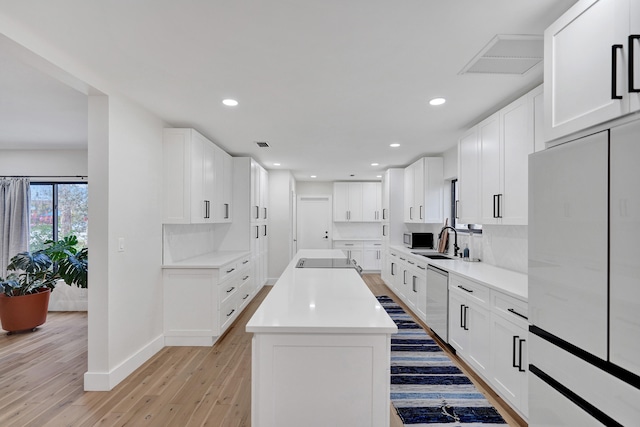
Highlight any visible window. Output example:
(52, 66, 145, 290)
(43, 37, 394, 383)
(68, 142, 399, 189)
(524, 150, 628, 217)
(451, 179, 482, 233)
(29, 183, 88, 251)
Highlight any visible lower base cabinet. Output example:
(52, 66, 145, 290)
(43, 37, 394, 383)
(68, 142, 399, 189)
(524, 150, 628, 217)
(163, 254, 255, 346)
(334, 240, 382, 271)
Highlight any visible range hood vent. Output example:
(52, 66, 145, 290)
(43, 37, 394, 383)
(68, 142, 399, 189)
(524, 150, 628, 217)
(460, 35, 543, 75)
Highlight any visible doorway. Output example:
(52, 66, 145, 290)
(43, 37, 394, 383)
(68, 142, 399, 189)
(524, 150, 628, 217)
(296, 195, 332, 250)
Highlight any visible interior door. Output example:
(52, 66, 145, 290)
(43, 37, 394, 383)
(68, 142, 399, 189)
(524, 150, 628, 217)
(296, 196, 332, 250)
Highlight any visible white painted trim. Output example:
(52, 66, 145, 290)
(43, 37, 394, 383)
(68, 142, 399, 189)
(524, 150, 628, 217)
(83, 335, 164, 391)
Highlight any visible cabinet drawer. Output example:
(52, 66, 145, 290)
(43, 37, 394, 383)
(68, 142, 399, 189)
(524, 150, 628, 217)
(238, 255, 252, 270)
(219, 277, 239, 304)
(492, 291, 528, 325)
(333, 241, 362, 249)
(363, 241, 382, 249)
(449, 274, 489, 306)
(219, 261, 239, 281)
(219, 292, 238, 333)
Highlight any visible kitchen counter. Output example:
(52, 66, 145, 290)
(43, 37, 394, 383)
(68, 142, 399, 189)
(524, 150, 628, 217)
(161, 250, 250, 269)
(247, 248, 396, 427)
(247, 248, 396, 333)
(389, 245, 527, 301)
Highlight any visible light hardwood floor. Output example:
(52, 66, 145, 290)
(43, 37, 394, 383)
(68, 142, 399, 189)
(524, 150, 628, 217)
(0, 274, 526, 427)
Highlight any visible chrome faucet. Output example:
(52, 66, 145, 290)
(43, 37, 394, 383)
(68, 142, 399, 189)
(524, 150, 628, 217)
(438, 226, 459, 257)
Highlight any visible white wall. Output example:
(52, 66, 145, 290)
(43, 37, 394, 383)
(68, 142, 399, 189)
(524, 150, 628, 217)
(267, 170, 295, 280)
(442, 145, 457, 180)
(0, 149, 88, 177)
(85, 94, 166, 390)
(296, 181, 333, 196)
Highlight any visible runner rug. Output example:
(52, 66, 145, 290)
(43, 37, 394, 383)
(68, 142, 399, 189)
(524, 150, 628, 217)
(376, 295, 507, 426)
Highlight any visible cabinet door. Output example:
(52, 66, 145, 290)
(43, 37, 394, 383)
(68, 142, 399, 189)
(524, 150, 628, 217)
(251, 160, 260, 222)
(448, 288, 468, 354)
(610, 120, 640, 377)
(479, 114, 501, 225)
(223, 152, 233, 221)
(458, 127, 480, 224)
(532, 85, 546, 152)
(163, 129, 191, 224)
(501, 96, 533, 225)
(423, 158, 444, 224)
(491, 314, 528, 415)
(260, 166, 269, 220)
(466, 301, 491, 376)
(361, 182, 379, 222)
(202, 142, 216, 223)
(631, 0, 640, 112)
(413, 159, 425, 222)
(544, 0, 630, 140)
(333, 183, 350, 221)
(403, 164, 414, 222)
(414, 269, 427, 322)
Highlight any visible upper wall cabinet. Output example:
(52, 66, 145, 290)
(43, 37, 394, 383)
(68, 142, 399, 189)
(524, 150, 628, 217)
(458, 87, 538, 225)
(163, 128, 233, 224)
(333, 182, 381, 222)
(403, 157, 444, 224)
(544, 0, 640, 141)
(251, 160, 269, 223)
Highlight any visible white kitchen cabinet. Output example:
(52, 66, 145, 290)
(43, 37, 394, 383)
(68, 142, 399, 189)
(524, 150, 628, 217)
(163, 128, 231, 224)
(407, 260, 427, 322)
(448, 274, 491, 377)
(531, 85, 546, 152)
(362, 241, 382, 271)
(482, 95, 533, 225)
(361, 182, 382, 221)
(609, 119, 640, 377)
(457, 127, 480, 224)
(544, 0, 640, 141)
(333, 241, 363, 267)
(163, 254, 252, 346)
(490, 292, 529, 419)
(251, 160, 269, 223)
(334, 182, 380, 222)
(403, 157, 444, 224)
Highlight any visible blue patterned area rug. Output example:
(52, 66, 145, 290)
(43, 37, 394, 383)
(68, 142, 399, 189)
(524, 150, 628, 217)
(376, 295, 507, 426)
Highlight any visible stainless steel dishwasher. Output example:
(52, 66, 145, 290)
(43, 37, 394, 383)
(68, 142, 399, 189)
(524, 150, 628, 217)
(426, 265, 449, 342)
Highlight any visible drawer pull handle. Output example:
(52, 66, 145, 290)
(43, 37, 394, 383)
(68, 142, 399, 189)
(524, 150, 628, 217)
(458, 285, 473, 293)
(507, 308, 528, 320)
(243, 294, 250, 300)
(243, 260, 249, 264)
(408, 260, 415, 265)
(243, 275, 250, 281)
(226, 286, 235, 293)
(227, 309, 235, 317)
(226, 268, 235, 274)
(417, 265, 425, 270)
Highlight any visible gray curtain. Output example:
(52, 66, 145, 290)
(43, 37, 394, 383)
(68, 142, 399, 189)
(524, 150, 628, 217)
(0, 178, 30, 278)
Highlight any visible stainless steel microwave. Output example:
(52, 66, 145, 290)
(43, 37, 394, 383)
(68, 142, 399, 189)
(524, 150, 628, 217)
(403, 232, 434, 249)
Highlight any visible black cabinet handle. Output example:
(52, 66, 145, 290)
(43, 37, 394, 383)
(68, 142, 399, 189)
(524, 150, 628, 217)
(455, 200, 460, 219)
(204, 200, 211, 219)
(226, 309, 235, 317)
(226, 268, 235, 273)
(458, 285, 473, 293)
(255, 206, 260, 219)
(224, 203, 230, 219)
(383, 208, 387, 220)
(518, 339, 526, 372)
(403, 270, 407, 285)
(460, 304, 465, 329)
(409, 206, 413, 220)
(226, 286, 235, 293)
(242, 260, 249, 265)
(255, 226, 259, 239)
(507, 308, 529, 320)
(242, 275, 249, 281)
(497, 194, 503, 218)
(263, 207, 267, 219)
(408, 260, 415, 265)
(412, 276, 417, 293)
(419, 205, 423, 220)
(630, 35, 640, 93)
(263, 225, 267, 236)
(493, 194, 499, 218)
(512, 335, 520, 369)
(243, 294, 249, 300)
(612, 44, 624, 99)
(463, 305, 469, 330)
(382, 225, 387, 237)
(391, 262, 396, 276)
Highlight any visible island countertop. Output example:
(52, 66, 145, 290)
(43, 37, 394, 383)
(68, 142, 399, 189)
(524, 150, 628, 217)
(246, 249, 398, 334)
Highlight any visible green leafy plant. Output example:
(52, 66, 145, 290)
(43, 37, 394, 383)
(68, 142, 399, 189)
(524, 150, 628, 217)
(0, 235, 88, 297)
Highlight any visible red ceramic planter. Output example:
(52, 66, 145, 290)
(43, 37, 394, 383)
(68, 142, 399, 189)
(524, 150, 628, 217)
(0, 289, 51, 333)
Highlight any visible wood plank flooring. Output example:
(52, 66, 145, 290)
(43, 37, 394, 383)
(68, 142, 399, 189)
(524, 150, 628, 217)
(0, 274, 526, 426)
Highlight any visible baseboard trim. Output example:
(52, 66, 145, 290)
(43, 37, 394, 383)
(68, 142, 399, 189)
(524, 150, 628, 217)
(83, 334, 164, 391)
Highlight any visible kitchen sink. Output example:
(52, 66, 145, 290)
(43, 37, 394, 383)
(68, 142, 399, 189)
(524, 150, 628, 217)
(422, 254, 454, 260)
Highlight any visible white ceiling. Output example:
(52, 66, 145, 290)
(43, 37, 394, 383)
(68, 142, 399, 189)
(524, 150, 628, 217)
(0, 1, 576, 181)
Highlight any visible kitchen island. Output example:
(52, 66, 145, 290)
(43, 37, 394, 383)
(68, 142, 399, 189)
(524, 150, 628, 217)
(246, 249, 398, 427)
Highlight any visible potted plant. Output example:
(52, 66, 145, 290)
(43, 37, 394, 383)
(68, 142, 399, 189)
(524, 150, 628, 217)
(0, 235, 88, 334)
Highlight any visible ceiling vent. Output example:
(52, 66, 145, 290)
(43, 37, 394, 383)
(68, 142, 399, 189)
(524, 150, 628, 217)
(460, 35, 543, 75)
(255, 141, 270, 148)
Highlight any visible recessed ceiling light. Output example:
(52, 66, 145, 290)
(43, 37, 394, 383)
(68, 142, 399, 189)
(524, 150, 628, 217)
(371, 163, 379, 166)
(273, 163, 281, 166)
(376, 175, 382, 178)
(310, 175, 317, 178)
(222, 99, 238, 106)
(429, 97, 446, 106)
(390, 143, 400, 148)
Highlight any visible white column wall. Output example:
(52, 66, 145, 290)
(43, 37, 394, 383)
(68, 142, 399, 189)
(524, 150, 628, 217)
(267, 170, 295, 281)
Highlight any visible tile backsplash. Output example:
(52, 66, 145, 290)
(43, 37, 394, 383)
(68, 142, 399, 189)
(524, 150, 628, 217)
(480, 225, 528, 274)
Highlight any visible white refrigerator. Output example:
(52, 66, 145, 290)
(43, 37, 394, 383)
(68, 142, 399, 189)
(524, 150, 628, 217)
(528, 120, 640, 426)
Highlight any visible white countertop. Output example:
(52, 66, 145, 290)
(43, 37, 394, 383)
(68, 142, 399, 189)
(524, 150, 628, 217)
(389, 245, 528, 301)
(246, 249, 398, 334)
(162, 250, 251, 269)
(332, 238, 382, 241)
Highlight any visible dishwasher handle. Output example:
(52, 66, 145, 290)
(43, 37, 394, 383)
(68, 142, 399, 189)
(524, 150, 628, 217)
(427, 265, 448, 277)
